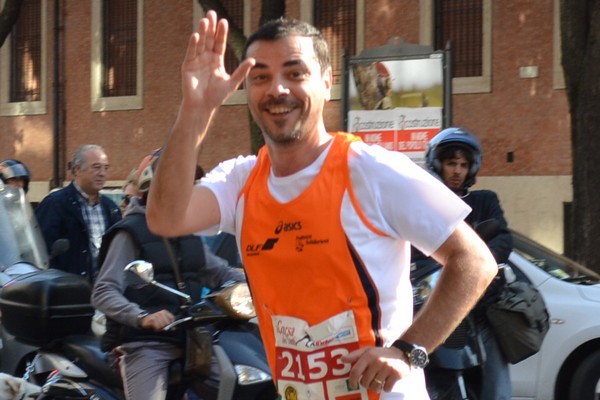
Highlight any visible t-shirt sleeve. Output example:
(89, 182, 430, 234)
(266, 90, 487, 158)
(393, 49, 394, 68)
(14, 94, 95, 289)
(197, 155, 257, 236)
(348, 142, 471, 256)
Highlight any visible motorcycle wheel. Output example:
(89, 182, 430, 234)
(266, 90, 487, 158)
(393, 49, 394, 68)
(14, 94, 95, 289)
(568, 350, 600, 400)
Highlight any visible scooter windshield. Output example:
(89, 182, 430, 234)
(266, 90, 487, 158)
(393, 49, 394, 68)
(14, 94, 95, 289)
(0, 184, 49, 273)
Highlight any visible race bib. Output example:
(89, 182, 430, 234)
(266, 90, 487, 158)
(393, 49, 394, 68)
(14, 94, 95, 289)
(273, 311, 369, 400)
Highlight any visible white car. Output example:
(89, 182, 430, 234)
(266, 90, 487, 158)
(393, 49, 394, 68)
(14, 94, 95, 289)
(509, 230, 600, 400)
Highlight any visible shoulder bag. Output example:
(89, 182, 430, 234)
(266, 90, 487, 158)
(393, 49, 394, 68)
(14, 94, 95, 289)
(485, 271, 550, 364)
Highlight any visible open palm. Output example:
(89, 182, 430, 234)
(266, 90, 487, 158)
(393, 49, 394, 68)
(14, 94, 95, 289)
(181, 11, 254, 111)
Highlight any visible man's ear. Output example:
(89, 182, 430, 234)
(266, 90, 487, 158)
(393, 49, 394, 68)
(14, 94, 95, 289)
(323, 67, 333, 101)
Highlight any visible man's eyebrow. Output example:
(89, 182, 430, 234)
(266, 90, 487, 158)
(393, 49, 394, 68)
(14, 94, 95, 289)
(250, 59, 306, 71)
(283, 59, 305, 68)
(251, 62, 268, 70)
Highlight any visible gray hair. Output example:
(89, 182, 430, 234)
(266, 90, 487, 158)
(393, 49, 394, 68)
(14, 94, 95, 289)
(70, 144, 105, 174)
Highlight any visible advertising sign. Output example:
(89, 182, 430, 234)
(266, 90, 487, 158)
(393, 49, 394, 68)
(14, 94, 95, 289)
(343, 40, 449, 166)
(348, 107, 442, 166)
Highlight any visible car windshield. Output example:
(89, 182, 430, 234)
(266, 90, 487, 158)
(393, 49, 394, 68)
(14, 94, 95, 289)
(511, 229, 600, 283)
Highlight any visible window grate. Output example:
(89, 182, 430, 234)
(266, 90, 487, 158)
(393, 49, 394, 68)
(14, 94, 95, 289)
(314, 0, 356, 85)
(10, 0, 41, 102)
(220, 0, 244, 75)
(102, 0, 137, 97)
(434, 0, 482, 78)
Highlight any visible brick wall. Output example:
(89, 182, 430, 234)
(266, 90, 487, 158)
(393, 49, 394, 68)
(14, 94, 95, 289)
(0, 1, 571, 250)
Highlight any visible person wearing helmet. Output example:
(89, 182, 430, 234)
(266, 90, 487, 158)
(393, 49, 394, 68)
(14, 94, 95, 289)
(424, 126, 513, 400)
(120, 168, 139, 216)
(92, 149, 244, 400)
(0, 159, 31, 193)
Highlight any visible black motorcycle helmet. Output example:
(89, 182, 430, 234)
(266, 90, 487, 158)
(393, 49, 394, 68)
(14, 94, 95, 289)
(425, 127, 482, 191)
(0, 159, 31, 193)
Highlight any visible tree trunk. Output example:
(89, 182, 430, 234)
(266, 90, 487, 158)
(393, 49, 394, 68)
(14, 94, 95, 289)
(561, 0, 600, 273)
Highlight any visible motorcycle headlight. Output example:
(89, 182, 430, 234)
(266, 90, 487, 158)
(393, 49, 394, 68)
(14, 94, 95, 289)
(234, 364, 272, 385)
(412, 270, 441, 307)
(215, 282, 256, 319)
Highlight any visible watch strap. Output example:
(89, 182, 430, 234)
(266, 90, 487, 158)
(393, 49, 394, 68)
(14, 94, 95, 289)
(136, 311, 149, 328)
(391, 339, 414, 354)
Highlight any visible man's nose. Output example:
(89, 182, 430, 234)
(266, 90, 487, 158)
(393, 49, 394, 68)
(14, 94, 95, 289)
(267, 76, 290, 97)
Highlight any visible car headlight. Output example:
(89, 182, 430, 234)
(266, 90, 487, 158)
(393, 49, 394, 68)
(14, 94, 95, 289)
(215, 282, 256, 319)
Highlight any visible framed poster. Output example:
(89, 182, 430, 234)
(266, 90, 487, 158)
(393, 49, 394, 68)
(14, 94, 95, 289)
(343, 39, 450, 166)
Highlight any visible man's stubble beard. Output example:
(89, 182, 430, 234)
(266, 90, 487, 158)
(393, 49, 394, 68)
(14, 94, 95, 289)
(261, 119, 304, 146)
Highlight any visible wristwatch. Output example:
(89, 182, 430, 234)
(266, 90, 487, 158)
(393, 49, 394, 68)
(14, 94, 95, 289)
(391, 339, 429, 369)
(136, 311, 149, 328)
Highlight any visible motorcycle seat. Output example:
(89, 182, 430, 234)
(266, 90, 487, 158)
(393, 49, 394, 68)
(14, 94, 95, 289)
(59, 334, 123, 389)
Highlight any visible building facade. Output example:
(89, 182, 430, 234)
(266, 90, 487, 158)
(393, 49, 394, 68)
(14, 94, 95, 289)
(0, 0, 570, 252)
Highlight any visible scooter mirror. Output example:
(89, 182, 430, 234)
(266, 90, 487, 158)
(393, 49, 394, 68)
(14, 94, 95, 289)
(124, 260, 155, 283)
(124, 260, 192, 303)
(50, 239, 70, 260)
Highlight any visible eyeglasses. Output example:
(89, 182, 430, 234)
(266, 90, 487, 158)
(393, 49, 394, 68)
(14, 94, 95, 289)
(122, 195, 132, 205)
(88, 163, 110, 173)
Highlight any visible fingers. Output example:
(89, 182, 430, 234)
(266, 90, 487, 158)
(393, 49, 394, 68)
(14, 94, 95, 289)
(202, 10, 217, 55)
(184, 32, 200, 64)
(142, 310, 175, 331)
(195, 10, 228, 57)
(343, 346, 409, 393)
(229, 58, 256, 89)
(372, 377, 386, 393)
(213, 15, 228, 57)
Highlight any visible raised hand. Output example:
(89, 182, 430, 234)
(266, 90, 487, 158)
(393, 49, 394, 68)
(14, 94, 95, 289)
(181, 10, 255, 112)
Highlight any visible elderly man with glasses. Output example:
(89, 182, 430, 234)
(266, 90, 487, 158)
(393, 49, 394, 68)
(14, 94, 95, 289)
(36, 144, 122, 282)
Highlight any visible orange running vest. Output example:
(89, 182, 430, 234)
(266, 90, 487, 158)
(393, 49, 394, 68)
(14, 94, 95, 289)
(239, 133, 386, 399)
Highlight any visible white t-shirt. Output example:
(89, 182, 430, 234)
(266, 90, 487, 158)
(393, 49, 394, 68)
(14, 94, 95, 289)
(201, 139, 469, 256)
(200, 139, 470, 399)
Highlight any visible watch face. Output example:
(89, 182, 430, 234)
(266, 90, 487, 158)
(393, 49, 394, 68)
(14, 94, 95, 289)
(410, 348, 429, 368)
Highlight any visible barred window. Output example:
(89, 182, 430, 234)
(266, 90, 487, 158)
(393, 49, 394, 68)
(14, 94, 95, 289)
(219, 0, 244, 74)
(102, 0, 137, 97)
(314, 0, 357, 85)
(434, 0, 482, 78)
(10, 0, 41, 102)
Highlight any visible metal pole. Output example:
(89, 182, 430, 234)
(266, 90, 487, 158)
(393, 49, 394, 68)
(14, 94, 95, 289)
(52, 0, 60, 189)
(444, 40, 453, 128)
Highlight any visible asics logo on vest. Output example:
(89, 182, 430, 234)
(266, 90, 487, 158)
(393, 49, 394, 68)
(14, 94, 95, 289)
(274, 220, 303, 234)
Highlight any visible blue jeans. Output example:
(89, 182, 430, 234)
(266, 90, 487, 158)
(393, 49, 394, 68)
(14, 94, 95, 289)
(479, 323, 512, 400)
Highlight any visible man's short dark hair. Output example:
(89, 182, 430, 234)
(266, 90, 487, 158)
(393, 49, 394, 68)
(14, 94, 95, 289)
(243, 18, 330, 72)
(437, 144, 475, 167)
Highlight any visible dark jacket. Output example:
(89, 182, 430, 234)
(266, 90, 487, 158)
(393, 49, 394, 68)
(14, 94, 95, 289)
(99, 212, 207, 351)
(35, 182, 121, 280)
(462, 189, 513, 318)
(462, 189, 512, 264)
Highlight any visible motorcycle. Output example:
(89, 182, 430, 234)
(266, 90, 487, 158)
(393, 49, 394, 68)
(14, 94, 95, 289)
(0, 182, 51, 378)
(124, 260, 277, 400)
(0, 186, 277, 400)
(411, 219, 501, 400)
(0, 263, 276, 400)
